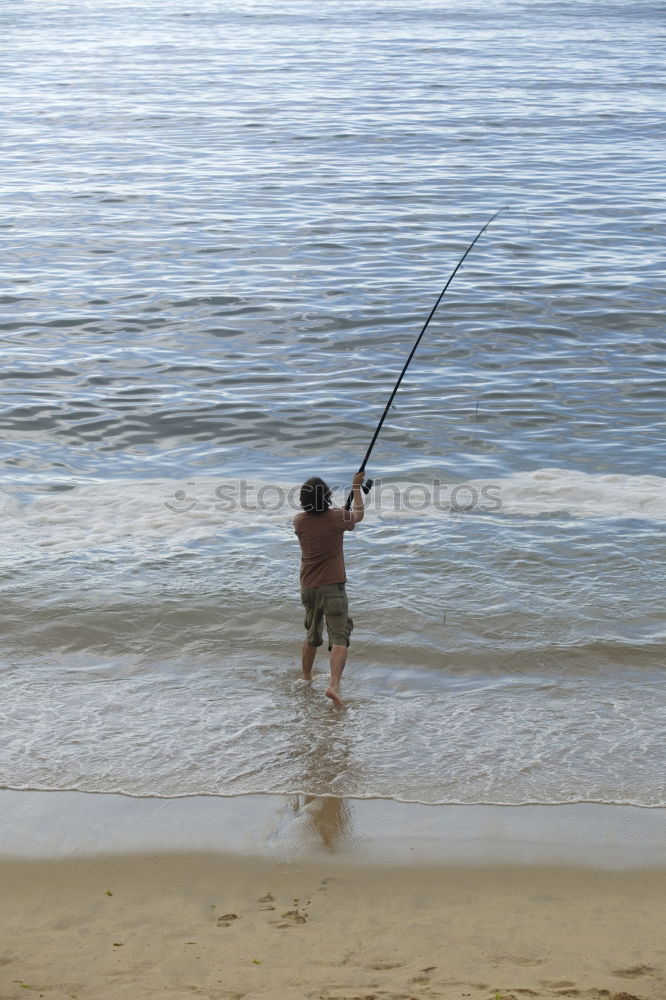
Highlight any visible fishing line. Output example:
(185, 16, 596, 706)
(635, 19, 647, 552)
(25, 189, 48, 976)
(346, 207, 508, 509)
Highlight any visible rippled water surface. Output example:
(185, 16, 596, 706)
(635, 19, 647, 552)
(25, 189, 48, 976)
(1, 0, 664, 806)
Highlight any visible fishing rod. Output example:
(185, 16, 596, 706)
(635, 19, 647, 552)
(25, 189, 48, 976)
(345, 207, 507, 510)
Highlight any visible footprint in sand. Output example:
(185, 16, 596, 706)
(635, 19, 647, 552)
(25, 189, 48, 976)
(499, 957, 546, 968)
(270, 897, 310, 928)
(409, 965, 438, 985)
(216, 913, 238, 928)
(257, 892, 275, 911)
(318, 877, 341, 892)
(281, 908, 308, 924)
(611, 965, 655, 979)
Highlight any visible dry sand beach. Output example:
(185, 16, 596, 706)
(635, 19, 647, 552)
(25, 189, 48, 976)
(2, 853, 665, 1000)
(1, 793, 664, 1000)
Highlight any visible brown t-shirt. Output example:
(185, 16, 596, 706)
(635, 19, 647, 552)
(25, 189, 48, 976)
(293, 507, 356, 590)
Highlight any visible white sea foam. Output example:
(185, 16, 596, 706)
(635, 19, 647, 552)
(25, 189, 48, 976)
(468, 468, 666, 522)
(1, 468, 664, 558)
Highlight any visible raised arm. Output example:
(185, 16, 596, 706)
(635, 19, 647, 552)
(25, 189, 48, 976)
(350, 470, 365, 523)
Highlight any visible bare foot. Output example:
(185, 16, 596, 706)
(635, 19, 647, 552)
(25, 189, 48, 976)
(325, 686, 346, 708)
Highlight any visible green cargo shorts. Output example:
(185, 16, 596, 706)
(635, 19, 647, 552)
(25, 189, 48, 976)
(301, 582, 353, 650)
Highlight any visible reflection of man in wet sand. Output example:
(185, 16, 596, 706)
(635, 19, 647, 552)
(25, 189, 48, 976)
(294, 471, 365, 707)
(295, 794, 353, 853)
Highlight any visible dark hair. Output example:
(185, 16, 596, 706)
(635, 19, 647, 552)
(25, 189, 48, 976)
(300, 476, 332, 515)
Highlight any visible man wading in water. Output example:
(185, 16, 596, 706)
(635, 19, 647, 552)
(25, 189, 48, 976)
(294, 471, 365, 707)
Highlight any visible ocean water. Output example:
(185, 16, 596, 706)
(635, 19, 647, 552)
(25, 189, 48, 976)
(1, 0, 664, 807)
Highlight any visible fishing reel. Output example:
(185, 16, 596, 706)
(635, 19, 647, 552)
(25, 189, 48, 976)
(361, 478, 373, 495)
